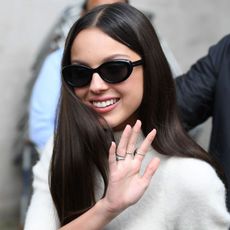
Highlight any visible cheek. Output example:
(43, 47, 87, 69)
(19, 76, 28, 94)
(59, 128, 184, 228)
(131, 69, 144, 100)
(74, 88, 86, 100)
(132, 71, 144, 108)
(131, 83, 143, 108)
(121, 70, 144, 107)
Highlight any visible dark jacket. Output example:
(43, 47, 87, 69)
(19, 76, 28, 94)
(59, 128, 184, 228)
(176, 34, 230, 211)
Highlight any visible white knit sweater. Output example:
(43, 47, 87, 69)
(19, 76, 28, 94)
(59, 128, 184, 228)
(24, 134, 230, 229)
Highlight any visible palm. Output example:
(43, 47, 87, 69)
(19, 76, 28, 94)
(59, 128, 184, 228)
(108, 165, 148, 206)
(103, 120, 160, 213)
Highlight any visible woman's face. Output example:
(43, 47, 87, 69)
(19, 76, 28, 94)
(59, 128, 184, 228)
(71, 28, 143, 130)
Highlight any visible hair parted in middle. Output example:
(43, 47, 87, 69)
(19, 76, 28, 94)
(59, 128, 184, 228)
(50, 2, 224, 226)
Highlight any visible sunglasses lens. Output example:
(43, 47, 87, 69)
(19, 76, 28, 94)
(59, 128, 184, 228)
(100, 61, 131, 83)
(63, 66, 91, 87)
(62, 60, 136, 87)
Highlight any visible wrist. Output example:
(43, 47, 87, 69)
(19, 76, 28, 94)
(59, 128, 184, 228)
(96, 198, 121, 220)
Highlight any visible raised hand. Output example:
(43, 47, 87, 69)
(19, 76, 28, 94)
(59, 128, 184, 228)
(101, 120, 160, 215)
(59, 120, 160, 230)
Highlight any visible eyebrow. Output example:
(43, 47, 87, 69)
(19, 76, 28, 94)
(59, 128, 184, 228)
(71, 54, 131, 66)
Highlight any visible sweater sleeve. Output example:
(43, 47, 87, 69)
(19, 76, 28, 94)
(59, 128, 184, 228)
(164, 158, 230, 230)
(24, 136, 60, 230)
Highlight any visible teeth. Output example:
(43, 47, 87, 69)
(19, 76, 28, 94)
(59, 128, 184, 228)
(93, 99, 117, 108)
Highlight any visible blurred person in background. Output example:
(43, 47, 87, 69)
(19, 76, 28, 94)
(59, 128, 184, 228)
(176, 34, 230, 211)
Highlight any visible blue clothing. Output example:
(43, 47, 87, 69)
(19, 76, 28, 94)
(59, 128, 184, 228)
(29, 49, 63, 151)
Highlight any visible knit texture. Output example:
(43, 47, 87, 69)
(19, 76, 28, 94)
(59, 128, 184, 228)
(24, 134, 230, 229)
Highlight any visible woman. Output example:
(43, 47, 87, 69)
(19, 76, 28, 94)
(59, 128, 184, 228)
(25, 3, 230, 229)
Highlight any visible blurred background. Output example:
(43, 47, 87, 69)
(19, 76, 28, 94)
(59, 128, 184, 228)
(0, 0, 229, 229)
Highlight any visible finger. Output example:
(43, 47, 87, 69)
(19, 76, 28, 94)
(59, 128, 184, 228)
(135, 129, 156, 162)
(126, 120, 142, 159)
(142, 157, 160, 182)
(116, 125, 132, 157)
(108, 142, 117, 172)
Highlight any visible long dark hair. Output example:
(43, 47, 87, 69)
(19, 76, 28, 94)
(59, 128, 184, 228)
(50, 3, 226, 225)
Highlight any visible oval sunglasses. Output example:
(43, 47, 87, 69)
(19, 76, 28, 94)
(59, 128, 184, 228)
(62, 59, 143, 87)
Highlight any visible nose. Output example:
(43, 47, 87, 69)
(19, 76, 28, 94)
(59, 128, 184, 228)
(89, 73, 109, 93)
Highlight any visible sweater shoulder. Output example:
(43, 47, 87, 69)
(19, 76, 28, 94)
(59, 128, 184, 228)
(160, 157, 230, 229)
(163, 157, 225, 196)
(32, 136, 54, 190)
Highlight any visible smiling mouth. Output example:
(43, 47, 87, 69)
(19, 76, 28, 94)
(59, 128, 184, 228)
(92, 99, 119, 108)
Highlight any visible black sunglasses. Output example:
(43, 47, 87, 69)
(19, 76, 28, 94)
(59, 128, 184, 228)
(62, 59, 143, 87)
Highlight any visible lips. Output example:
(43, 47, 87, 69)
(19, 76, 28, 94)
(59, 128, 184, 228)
(89, 98, 119, 113)
(92, 98, 118, 108)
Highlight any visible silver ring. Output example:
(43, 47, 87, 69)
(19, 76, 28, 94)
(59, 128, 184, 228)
(134, 149, 145, 157)
(116, 154, 126, 161)
(126, 152, 134, 157)
(135, 152, 145, 157)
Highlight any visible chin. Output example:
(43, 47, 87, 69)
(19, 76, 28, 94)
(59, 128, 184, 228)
(111, 120, 128, 131)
